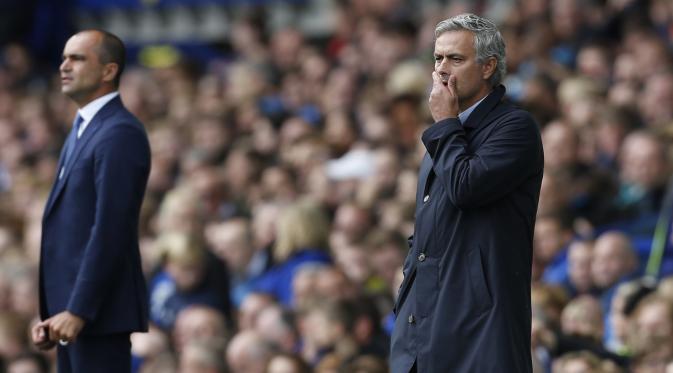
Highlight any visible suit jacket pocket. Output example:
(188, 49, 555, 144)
(467, 247, 493, 314)
(415, 257, 439, 318)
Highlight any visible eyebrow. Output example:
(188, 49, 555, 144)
(434, 53, 465, 59)
(62, 53, 86, 60)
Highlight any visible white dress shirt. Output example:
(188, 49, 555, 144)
(76, 91, 119, 138)
(59, 92, 119, 180)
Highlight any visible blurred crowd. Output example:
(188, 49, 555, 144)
(1, 0, 673, 372)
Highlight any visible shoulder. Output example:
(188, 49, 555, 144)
(100, 106, 148, 144)
(494, 100, 536, 124)
(111, 106, 145, 133)
(99, 97, 146, 132)
(94, 112, 150, 162)
(488, 101, 541, 135)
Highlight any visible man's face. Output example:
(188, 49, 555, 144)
(591, 237, 631, 289)
(60, 32, 107, 104)
(173, 309, 222, 352)
(434, 30, 492, 110)
(542, 122, 578, 170)
(632, 301, 673, 359)
(166, 261, 204, 292)
(179, 344, 220, 373)
(533, 218, 564, 263)
(206, 223, 253, 270)
(620, 135, 666, 190)
(568, 242, 593, 292)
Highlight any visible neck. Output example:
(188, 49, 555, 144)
(459, 85, 492, 112)
(72, 86, 116, 108)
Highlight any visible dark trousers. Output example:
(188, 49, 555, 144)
(57, 333, 131, 373)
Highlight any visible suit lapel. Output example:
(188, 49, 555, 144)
(417, 153, 433, 200)
(462, 84, 505, 130)
(44, 128, 77, 213)
(43, 97, 122, 218)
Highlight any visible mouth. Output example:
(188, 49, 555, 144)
(61, 77, 72, 84)
(439, 73, 449, 86)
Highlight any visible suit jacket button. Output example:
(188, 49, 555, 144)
(418, 253, 426, 262)
(423, 195, 429, 203)
(408, 314, 415, 324)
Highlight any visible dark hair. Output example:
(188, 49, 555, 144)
(83, 29, 126, 88)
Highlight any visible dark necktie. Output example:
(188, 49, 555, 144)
(64, 114, 83, 164)
(59, 114, 83, 180)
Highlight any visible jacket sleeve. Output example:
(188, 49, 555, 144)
(66, 124, 150, 321)
(421, 110, 542, 209)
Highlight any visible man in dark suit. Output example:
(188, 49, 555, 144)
(31, 30, 151, 373)
(390, 14, 543, 372)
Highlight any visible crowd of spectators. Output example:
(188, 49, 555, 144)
(1, 0, 673, 372)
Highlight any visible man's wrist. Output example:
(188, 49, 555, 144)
(434, 115, 460, 124)
(65, 310, 86, 324)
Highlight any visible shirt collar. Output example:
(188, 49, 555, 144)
(77, 92, 119, 123)
(458, 94, 488, 124)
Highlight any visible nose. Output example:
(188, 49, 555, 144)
(435, 63, 451, 84)
(436, 57, 451, 74)
(60, 58, 70, 73)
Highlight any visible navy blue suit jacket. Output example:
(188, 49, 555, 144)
(39, 96, 150, 335)
(390, 86, 543, 373)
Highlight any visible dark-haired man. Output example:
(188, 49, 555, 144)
(31, 30, 150, 373)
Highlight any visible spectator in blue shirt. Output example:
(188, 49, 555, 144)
(253, 200, 332, 306)
(149, 233, 229, 330)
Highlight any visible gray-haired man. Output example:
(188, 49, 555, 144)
(390, 14, 543, 372)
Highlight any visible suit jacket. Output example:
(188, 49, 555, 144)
(39, 96, 151, 335)
(390, 85, 543, 373)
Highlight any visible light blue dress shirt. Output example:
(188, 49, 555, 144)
(458, 94, 488, 124)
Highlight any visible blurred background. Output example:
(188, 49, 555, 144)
(1, 0, 673, 372)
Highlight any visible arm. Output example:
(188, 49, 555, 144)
(421, 111, 541, 209)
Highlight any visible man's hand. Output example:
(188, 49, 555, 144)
(36, 311, 86, 346)
(429, 72, 459, 122)
(31, 323, 56, 350)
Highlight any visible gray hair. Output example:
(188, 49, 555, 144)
(435, 13, 506, 87)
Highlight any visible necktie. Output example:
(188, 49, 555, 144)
(59, 114, 83, 180)
(64, 114, 83, 164)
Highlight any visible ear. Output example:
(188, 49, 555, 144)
(481, 56, 497, 81)
(101, 63, 119, 84)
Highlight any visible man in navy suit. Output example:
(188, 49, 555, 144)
(390, 14, 543, 372)
(31, 30, 151, 373)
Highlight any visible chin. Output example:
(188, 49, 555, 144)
(62, 90, 79, 101)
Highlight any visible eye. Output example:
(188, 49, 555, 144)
(434, 55, 442, 62)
